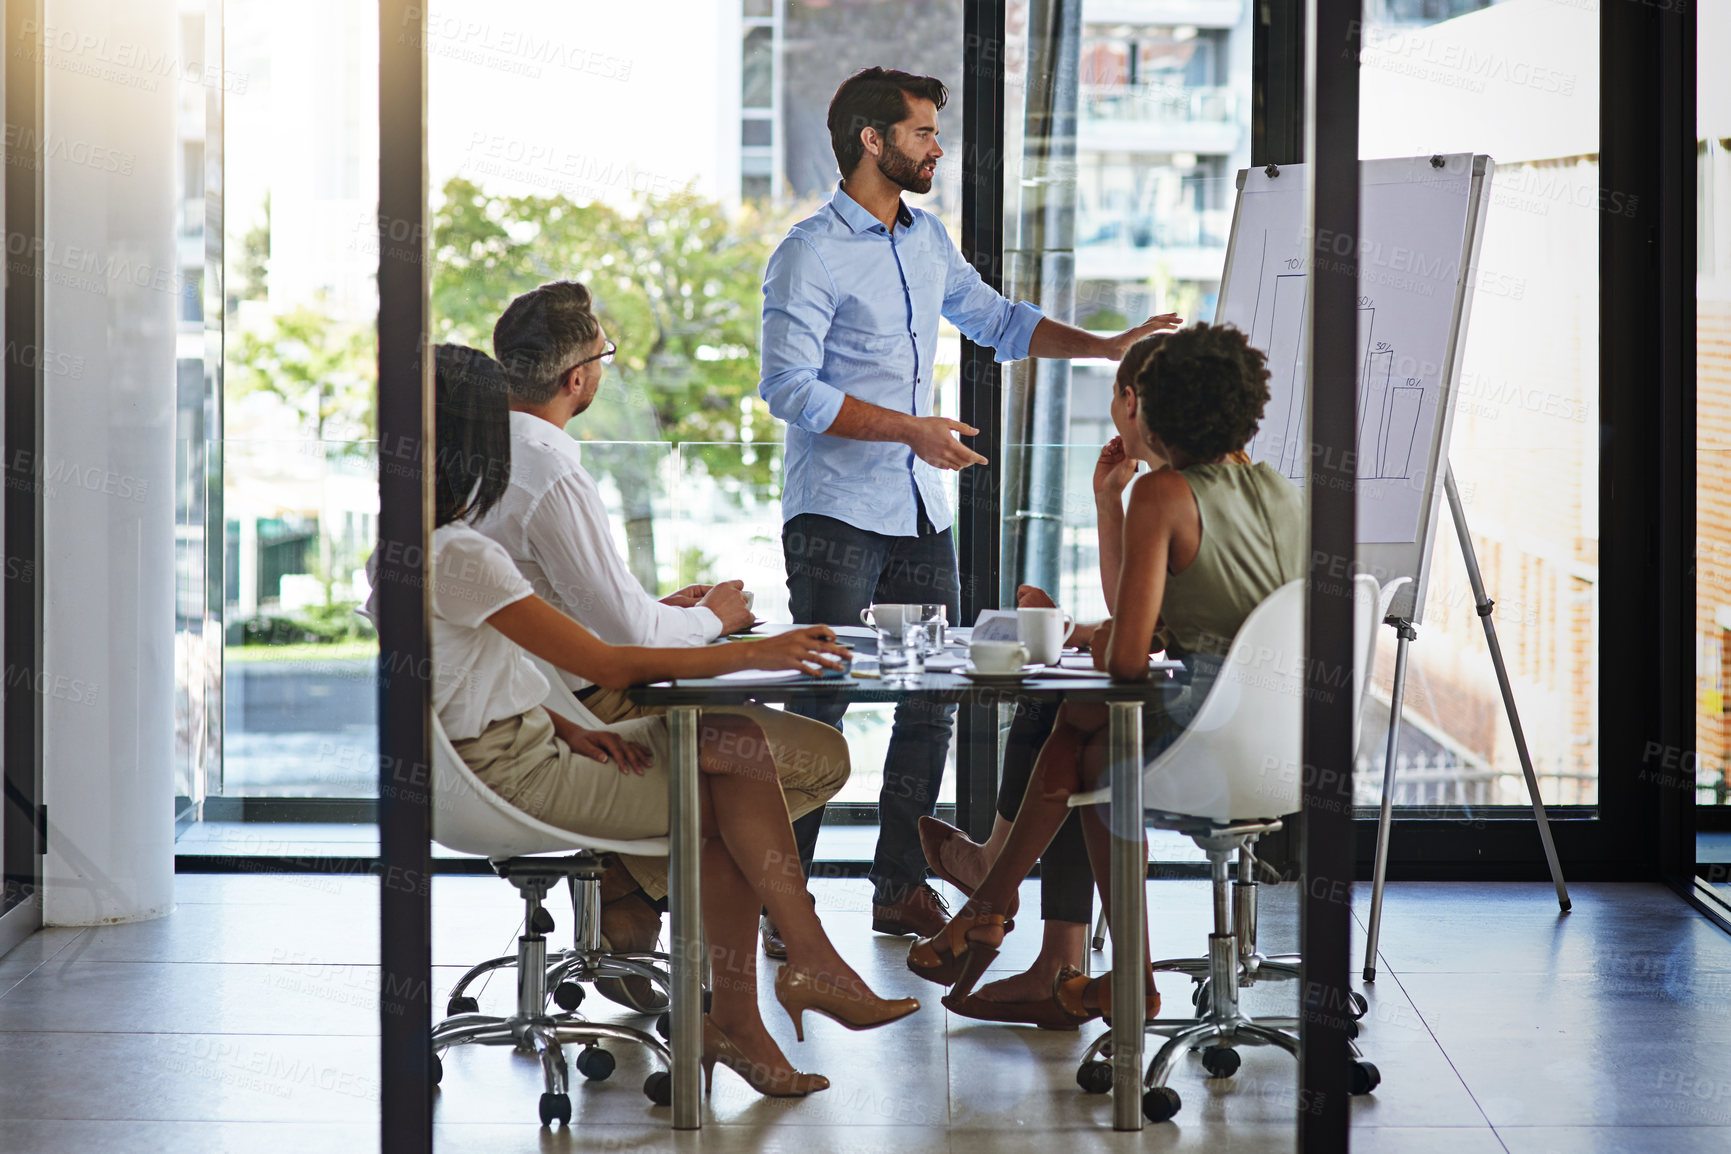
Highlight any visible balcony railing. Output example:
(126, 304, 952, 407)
(1077, 206, 1233, 251)
(1080, 82, 1240, 127)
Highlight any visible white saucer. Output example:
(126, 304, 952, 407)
(959, 667, 1035, 683)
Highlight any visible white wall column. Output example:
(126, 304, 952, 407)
(40, 0, 178, 925)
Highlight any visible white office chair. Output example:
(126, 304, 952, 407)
(1068, 574, 1402, 1124)
(429, 698, 678, 1125)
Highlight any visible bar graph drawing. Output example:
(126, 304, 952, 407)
(1219, 156, 1474, 547)
(1214, 153, 1488, 611)
(1239, 232, 1421, 484)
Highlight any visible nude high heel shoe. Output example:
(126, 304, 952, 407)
(701, 1016, 829, 1098)
(773, 966, 921, 1043)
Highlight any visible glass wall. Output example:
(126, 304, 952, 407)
(1697, 4, 1731, 857)
(423, 0, 969, 823)
(1353, 0, 1600, 808)
(1003, 0, 1252, 618)
(212, 0, 382, 802)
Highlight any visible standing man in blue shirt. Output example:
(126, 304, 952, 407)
(759, 66, 1178, 943)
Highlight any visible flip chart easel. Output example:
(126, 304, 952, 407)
(1215, 155, 1570, 983)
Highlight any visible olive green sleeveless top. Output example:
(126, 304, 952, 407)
(1156, 461, 1305, 662)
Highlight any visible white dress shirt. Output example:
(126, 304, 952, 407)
(475, 411, 722, 691)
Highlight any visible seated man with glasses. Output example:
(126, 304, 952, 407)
(476, 280, 851, 1010)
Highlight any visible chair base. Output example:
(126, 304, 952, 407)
(1076, 828, 1380, 1124)
(433, 853, 679, 1124)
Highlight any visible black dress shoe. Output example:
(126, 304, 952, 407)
(760, 913, 788, 960)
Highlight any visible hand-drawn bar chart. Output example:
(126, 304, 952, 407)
(1240, 230, 1424, 485)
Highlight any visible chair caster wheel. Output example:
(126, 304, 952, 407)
(538, 1091, 572, 1126)
(446, 995, 479, 1016)
(1076, 1061, 1114, 1095)
(1348, 991, 1369, 1019)
(430, 1051, 443, 1086)
(1344, 1014, 1360, 1040)
(644, 1070, 673, 1106)
(553, 982, 584, 1012)
(1350, 1060, 1380, 1095)
(575, 1046, 615, 1081)
(1142, 1085, 1182, 1123)
(1201, 1046, 1241, 1078)
(656, 992, 714, 1039)
(1192, 980, 1211, 1017)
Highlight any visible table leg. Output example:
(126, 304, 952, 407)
(1108, 700, 1145, 1131)
(667, 705, 703, 1129)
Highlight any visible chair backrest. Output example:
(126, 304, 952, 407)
(527, 654, 608, 727)
(431, 707, 669, 860)
(1141, 574, 1398, 822)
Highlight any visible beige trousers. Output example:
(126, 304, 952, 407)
(577, 687, 850, 900)
(456, 692, 849, 901)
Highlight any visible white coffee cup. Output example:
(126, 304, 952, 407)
(1017, 607, 1075, 665)
(969, 640, 1030, 674)
(861, 603, 921, 633)
(741, 589, 756, 613)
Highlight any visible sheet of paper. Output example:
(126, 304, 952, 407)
(970, 609, 1021, 643)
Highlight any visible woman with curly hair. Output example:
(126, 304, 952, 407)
(905, 322, 1304, 1023)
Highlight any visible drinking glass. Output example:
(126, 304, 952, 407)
(877, 622, 926, 685)
(917, 604, 948, 654)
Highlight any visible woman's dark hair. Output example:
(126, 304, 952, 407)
(827, 66, 948, 177)
(1128, 323, 1271, 461)
(434, 344, 512, 528)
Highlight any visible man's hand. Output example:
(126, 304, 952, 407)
(746, 625, 852, 675)
(1104, 313, 1183, 360)
(906, 415, 988, 471)
(1016, 584, 1058, 609)
(661, 583, 710, 609)
(1093, 435, 1139, 502)
(697, 580, 755, 634)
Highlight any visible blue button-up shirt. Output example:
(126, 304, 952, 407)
(759, 186, 1043, 537)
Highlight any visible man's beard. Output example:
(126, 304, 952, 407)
(877, 142, 934, 195)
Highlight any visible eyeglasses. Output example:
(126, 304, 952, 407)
(570, 341, 616, 371)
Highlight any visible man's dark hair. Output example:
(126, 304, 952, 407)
(434, 344, 512, 528)
(1130, 323, 1271, 461)
(492, 280, 603, 405)
(827, 66, 948, 177)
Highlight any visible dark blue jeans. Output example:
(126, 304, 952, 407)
(783, 508, 962, 904)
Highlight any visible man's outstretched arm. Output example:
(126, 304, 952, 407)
(1027, 313, 1183, 361)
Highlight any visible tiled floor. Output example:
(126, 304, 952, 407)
(0, 874, 1727, 1152)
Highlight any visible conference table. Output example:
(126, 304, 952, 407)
(628, 631, 1174, 1132)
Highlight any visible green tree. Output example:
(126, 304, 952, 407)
(431, 177, 785, 592)
(230, 302, 376, 444)
(229, 303, 377, 606)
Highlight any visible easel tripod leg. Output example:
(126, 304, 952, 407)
(1364, 621, 1415, 983)
(1444, 468, 1570, 913)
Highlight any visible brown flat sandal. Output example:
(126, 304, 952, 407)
(905, 912, 1007, 998)
(1054, 970, 1161, 1026)
(942, 965, 1097, 1031)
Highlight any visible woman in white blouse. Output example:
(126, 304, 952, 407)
(410, 345, 919, 1097)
